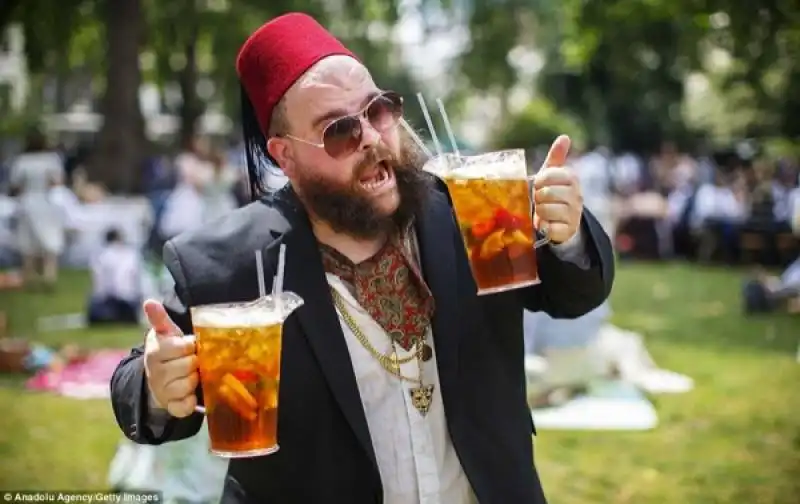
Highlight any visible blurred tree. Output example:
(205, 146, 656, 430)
(459, 0, 800, 153)
(5, 0, 97, 112)
(5, 0, 447, 191)
(144, 0, 433, 146)
(458, 0, 528, 122)
(86, 0, 147, 192)
(492, 97, 585, 151)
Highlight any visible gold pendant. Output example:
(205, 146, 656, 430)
(409, 384, 435, 416)
(389, 352, 399, 373)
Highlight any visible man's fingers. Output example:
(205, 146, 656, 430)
(162, 372, 199, 402)
(539, 221, 572, 243)
(166, 394, 197, 418)
(533, 167, 575, 190)
(161, 354, 198, 382)
(534, 185, 574, 205)
(143, 299, 181, 337)
(542, 135, 571, 170)
(534, 202, 572, 224)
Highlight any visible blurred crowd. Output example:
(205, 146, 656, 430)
(2, 131, 799, 318)
(560, 141, 800, 268)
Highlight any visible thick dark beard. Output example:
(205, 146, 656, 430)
(295, 137, 431, 240)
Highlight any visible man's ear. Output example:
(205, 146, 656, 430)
(267, 137, 295, 178)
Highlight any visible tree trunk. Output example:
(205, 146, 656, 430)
(86, 0, 146, 193)
(179, 30, 202, 148)
(178, 2, 202, 148)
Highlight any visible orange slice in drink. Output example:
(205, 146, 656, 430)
(221, 373, 258, 410)
(507, 229, 534, 248)
(479, 229, 506, 260)
(218, 383, 257, 421)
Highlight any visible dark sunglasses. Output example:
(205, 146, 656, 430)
(282, 91, 404, 159)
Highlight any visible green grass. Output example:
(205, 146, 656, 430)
(1, 264, 799, 502)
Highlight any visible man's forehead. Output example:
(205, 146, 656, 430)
(284, 56, 376, 115)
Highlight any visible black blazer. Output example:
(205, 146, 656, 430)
(111, 178, 615, 504)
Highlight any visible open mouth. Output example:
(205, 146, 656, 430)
(359, 161, 394, 192)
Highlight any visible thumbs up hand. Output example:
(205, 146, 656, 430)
(531, 135, 584, 244)
(142, 299, 199, 418)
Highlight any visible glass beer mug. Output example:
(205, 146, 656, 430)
(425, 149, 549, 295)
(190, 292, 304, 458)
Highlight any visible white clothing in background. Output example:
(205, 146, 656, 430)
(790, 188, 800, 234)
(90, 243, 143, 303)
(575, 151, 614, 236)
(10, 151, 66, 255)
(159, 153, 209, 239)
(690, 184, 746, 229)
(200, 164, 239, 223)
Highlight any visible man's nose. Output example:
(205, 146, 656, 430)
(358, 116, 381, 151)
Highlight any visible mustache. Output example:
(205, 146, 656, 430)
(354, 145, 397, 179)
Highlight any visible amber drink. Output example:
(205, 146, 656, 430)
(191, 293, 303, 458)
(425, 150, 546, 294)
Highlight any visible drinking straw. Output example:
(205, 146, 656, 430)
(275, 244, 287, 296)
(416, 92, 444, 159)
(436, 98, 461, 159)
(400, 118, 433, 158)
(255, 249, 266, 298)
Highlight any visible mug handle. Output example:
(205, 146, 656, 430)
(533, 228, 550, 249)
(528, 175, 551, 249)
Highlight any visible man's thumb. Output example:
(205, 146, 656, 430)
(143, 299, 180, 337)
(543, 135, 571, 168)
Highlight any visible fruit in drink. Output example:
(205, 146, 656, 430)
(444, 177, 539, 292)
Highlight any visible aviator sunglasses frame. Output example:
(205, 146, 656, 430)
(279, 90, 404, 159)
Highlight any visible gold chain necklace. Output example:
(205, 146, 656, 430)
(330, 289, 435, 415)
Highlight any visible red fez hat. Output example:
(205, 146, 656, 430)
(236, 13, 357, 137)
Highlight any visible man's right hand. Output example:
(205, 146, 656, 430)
(142, 299, 199, 418)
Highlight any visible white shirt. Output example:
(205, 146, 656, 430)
(575, 151, 613, 234)
(327, 274, 477, 504)
(690, 183, 746, 229)
(772, 182, 793, 223)
(91, 243, 143, 302)
(790, 188, 800, 234)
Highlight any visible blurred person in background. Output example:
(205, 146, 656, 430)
(225, 136, 251, 206)
(771, 160, 798, 232)
(650, 140, 697, 195)
(743, 173, 800, 314)
(200, 149, 240, 223)
(7, 129, 67, 290)
(691, 166, 749, 262)
(158, 135, 214, 240)
(88, 229, 143, 325)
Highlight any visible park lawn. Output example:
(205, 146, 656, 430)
(0, 264, 799, 503)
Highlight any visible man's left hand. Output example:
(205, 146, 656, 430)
(531, 135, 584, 244)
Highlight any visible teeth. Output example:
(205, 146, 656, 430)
(361, 165, 389, 190)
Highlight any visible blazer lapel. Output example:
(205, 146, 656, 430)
(414, 185, 462, 404)
(267, 189, 377, 469)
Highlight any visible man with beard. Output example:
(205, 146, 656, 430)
(110, 12, 615, 504)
